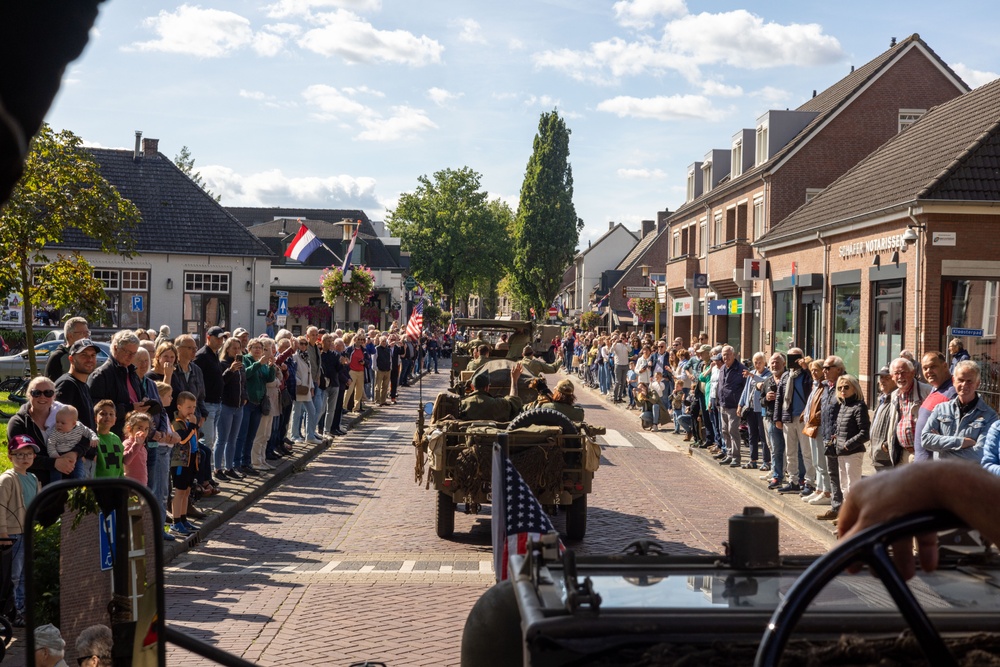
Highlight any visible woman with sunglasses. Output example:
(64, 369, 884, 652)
(7, 376, 84, 485)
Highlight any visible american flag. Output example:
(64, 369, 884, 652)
(491, 444, 562, 582)
(405, 301, 423, 340)
(446, 315, 457, 338)
(339, 220, 361, 273)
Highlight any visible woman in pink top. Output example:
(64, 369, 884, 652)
(122, 411, 154, 485)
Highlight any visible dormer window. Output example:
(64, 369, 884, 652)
(686, 171, 696, 202)
(731, 140, 743, 178)
(755, 124, 769, 165)
(702, 162, 712, 193)
(898, 109, 926, 133)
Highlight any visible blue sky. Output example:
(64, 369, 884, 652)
(46, 0, 1000, 248)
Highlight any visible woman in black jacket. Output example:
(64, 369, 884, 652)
(215, 337, 247, 480)
(320, 334, 345, 438)
(834, 374, 869, 498)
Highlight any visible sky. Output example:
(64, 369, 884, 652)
(45, 0, 1000, 249)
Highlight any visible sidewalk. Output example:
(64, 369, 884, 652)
(569, 370, 878, 550)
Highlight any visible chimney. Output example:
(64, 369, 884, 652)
(134, 131, 142, 160)
(608, 220, 615, 231)
(850, 65, 855, 73)
(890, 37, 897, 47)
(812, 89, 817, 98)
(142, 138, 159, 156)
(641, 219, 655, 238)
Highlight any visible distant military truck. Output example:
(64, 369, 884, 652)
(450, 318, 562, 386)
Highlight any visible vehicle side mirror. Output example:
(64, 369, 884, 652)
(25, 479, 166, 666)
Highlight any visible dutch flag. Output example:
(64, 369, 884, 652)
(284, 223, 323, 262)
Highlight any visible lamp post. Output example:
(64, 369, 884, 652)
(639, 265, 650, 334)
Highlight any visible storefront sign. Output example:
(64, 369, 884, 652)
(656, 285, 667, 304)
(709, 299, 728, 316)
(728, 298, 743, 315)
(838, 234, 905, 259)
(743, 258, 764, 281)
(673, 297, 693, 316)
(932, 232, 956, 246)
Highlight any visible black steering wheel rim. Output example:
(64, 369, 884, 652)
(754, 510, 966, 667)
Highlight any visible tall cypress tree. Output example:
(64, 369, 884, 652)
(512, 110, 582, 318)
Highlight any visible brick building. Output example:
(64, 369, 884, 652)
(661, 34, 967, 356)
(757, 76, 1000, 404)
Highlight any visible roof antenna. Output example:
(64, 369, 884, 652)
(890, 36, 897, 47)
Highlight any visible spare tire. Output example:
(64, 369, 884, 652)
(508, 407, 578, 435)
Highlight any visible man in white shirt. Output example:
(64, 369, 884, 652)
(611, 334, 631, 404)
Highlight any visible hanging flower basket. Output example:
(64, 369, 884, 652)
(627, 297, 655, 322)
(321, 265, 375, 305)
(289, 304, 332, 323)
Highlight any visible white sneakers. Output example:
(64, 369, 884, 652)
(808, 492, 832, 505)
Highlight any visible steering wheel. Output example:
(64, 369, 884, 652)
(754, 510, 965, 667)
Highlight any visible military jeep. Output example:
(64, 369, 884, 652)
(449, 318, 562, 385)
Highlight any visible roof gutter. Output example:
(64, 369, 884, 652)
(756, 200, 918, 252)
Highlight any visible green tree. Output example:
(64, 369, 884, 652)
(0, 124, 140, 374)
(511, 110, 583, 318)
(174, 145, 221, 202)
(387, 167, 513, 307)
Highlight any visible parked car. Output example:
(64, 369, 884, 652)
(0, 340, 110, 378)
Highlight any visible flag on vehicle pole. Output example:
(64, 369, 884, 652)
(446, 315, 457, 338)
(491, 444, 562, 582)
(284, 222, 323, 262)
(340, 220, 361, 274)
(406, 301, 424, 340)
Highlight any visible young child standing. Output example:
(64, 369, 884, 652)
(170, 392, 201, 537)
(122, 412, 154, 486)
(93, 400, 124, 478)
(44, 404, 98, 479)
(151, 381, 178, 541)
(0, 434, 42, 626)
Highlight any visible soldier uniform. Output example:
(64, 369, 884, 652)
(521, 345, 561, 375)
(535, 399, 584, 422)
(459, 391, 523, 421)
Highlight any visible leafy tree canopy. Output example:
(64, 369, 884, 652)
(511, 110, 583, 319)
(387, 167, 514, 307)
(0, 124, 140, 373)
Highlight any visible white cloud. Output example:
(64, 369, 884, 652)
(303, 85, 436, 141)
(751, 85, 793, 108)
(492, 91, 520, 101)
(263, 22, 303, 37)
(597, 94, 727, 121)
(427, 87, 463, 106)
(357, 106, 437, 141)
(252, 32, 286, 57)
(953, 63, 1000, 89)
(239, 89, 296, 108)
(613, 0, 687, 29)
(535, 9, 842, 85)
(453, 18, 486, 44)
(264, 0, 381, 19)
(700, 80, 742, 97)
(524, 94, 560, 108)
(342, 85, 385, 97)
(508, 37, 525, 51)
(201, 165, 383, 209)
(617, 167, 667, 179)
(131, 5, 254, 57)
(298, 9, 444, 65)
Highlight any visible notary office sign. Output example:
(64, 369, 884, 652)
(838, 234, 905, 259)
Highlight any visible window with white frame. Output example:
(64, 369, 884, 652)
(94, 268, 149, 329)
(699, 221, 708, 256)
(731, 140, 743, 178)
(184, 272, 230, 294)
(713, 213, 724, 247)
(686, 171, 696, 201)
(755, 124, 769, 165)
(672, 232, 680, 257)
(805, 188, 824, 202)
(985, 281, 999, 338)
(898, 109, 926, 133)
(702, 162, 712, 193)
(753, 197, 765, 240)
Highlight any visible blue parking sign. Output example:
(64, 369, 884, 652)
(99, 510, 116, 571)
(131, 295, 144, 312)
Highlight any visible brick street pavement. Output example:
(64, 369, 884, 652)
(158, 370, 825, 665)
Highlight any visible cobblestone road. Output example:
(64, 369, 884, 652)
(163, 371, 825, 665)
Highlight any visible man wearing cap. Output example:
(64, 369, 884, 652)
(521, 345, 562, 376)
(685, 344, 713, 446)
(537, 378, 585, 421)
(869, 365, 899, 471)
(44, 316, 90, 382)
(459, 363, 524, 421)
(54, 338, 100, 433)
(233, 327, 250, 351)
(34, 623, 68, 667)
(194, 326, 227, 455)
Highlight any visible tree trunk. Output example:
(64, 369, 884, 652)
(20, 257, 37, 376)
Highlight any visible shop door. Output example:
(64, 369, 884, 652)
(872, 280, 904, 395)
(183, 294, 230, 343)
(798, 291, 822, 360)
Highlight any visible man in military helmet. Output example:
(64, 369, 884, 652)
(521, 345, 561, 375)
(466, 344, 492, 372)
(459, 363, 524, 421)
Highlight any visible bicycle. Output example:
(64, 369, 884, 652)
(0, 376, 29, 419)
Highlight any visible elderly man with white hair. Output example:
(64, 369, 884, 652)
(34, 623, 68, 667)
(716, 345, 747, 467)
(87, 329, 148, 438)
(922, 360, 998, 463)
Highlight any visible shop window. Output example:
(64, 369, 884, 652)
(833, 283, 861, 377)
(94, 268, 149, 329)
(773, 290, 793, 353)
(183, 272, 231, 342)
(185, 272, 229, 294)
